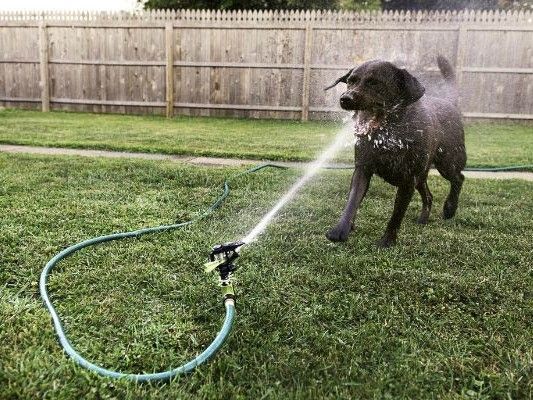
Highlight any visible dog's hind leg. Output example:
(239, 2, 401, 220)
(377, 182, 415, 248)
(435, 138, 466, 220)
(442, 171, 464, 219)
(436, 162, 465, 219)
(415, 174, 433, 224)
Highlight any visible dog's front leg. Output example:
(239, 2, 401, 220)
(326, 168, 372, 242)
(377, 182, 415, 248)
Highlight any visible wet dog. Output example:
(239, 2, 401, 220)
(325, 56, 466, 247)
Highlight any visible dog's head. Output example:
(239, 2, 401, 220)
(325, 61, 425, 113)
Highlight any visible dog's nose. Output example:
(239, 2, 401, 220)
(340, 94, 354, 110)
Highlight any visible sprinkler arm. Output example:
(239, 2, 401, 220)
(204, 240, 245, 274)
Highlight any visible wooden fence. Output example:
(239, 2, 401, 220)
(0, 9, 532, 121)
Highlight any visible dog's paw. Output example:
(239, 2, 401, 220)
(417, 214, 429, 225)
(376, 235, 396, 248)
(326, 225, 350, 242)
(442, 200, 457, 219)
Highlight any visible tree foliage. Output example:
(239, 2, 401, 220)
(140, 0, 531, 10)
(339, 0, 381, 10)
(381, 0, 532, 10)
(141, 0, 341, 10)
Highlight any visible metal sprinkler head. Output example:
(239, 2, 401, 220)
(204, 241, 245, 300)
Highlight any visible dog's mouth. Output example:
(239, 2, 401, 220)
(352, 112, 381, 137)
(342, 94, 386, 113)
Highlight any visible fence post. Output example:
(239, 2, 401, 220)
(301, 18, 313, 122)
(38, 21, 50, 112)
(165, 22, 174, 118)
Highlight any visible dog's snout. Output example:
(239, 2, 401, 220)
(340, 93, 355, 109)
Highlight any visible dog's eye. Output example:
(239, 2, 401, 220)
(348, 76, 360, 85)
(365, 78, 381, 87)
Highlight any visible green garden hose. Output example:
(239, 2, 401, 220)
(463, 165, 533, 172)
(40, 160, 530, 382)
(40, 163, 287, 382)
(325, 165, 533, 171)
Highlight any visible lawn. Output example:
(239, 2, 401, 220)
(0, 109, 532, 169)
(1, 153, 531, 399)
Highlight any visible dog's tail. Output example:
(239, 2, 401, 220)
(437, 55, 459, 103)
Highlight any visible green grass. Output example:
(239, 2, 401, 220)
(0, 109, 532, 168)
(0, 109, 336, 161)
(1, 153, 531, 399)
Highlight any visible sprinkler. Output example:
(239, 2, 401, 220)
(204, 240, 245, 302)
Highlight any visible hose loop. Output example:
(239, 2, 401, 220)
(40, 163, 285, 382)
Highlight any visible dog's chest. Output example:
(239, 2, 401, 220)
(355, 123, 427, 184)
(355, 123, 414, 155)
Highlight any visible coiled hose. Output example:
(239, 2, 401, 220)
(40, 163, 287, 382)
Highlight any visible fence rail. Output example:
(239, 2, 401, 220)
(0, 9, 532, 121)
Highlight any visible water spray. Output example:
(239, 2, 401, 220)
(203, 125, 351, 303)
(40, 126, 351, 382)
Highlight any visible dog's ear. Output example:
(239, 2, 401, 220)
(324, 70, 352, 91)
(396, 68, 425, 104)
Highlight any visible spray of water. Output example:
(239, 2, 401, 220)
(240, 122, 352, 245)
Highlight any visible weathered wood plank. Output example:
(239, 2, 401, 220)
(455, 25, 467, 89)
(174, 102, 301, 111)
(38, 22, 50, 112)
(165, 22, 174, 117)
(301, 20, 313, 121)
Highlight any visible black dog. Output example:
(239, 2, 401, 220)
(325, 56, 466, 247)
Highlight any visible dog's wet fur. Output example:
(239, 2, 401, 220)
(325, 56, 466, 247)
